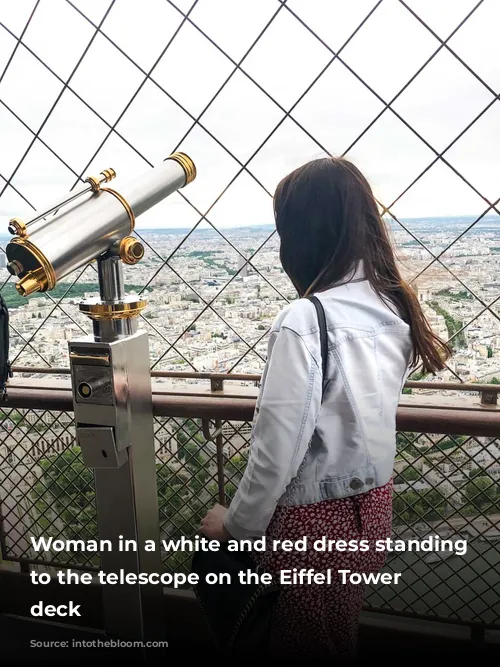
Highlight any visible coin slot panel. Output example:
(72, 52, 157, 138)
(73, 364, 114, 406)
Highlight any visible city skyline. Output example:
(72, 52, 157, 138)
(1, 212, 499, 237)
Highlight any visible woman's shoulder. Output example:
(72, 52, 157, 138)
(271, 298, 318, 335)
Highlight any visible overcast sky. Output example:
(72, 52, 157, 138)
(0, 0, 498, 231)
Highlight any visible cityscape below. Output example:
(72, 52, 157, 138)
(2, 213, 500, 387)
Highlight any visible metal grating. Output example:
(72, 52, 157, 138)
(370, 430, 500, 624)
(1, 407, 499, 625)
(0, 407, 98, 570)
(0, 1, 499, 379)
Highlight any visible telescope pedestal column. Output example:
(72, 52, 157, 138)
(69, 256, 164, 643)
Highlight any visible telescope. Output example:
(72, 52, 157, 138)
(5, 153, 197, 644)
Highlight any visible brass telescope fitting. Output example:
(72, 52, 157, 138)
(11, 237, 56, 296)
(15, 267, 48, 296)
(8, 218, 27, 237)
(168, 152, 196, 185)
(101, 168, 116, 182)
(79, 298, 148, 321)
(119, 237, 144, 265)
(100, 187, 136, 232)
(85, 168, 116, 193)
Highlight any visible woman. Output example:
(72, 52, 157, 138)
(200, 157, 450, 661)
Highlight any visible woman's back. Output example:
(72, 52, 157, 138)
(269, 266, 413, 507)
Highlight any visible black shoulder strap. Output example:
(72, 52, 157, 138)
(0, 294, 11, 400)
(307, 295, 328, 395)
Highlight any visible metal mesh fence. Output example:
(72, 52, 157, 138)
(1, 407, 499, 625)
(0, 0, 499, 381)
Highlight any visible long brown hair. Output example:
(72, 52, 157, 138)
(273, 157, 451, 374)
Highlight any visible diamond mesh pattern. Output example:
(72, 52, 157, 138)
(1, 0, 500, 628)
(368, 430, 500, 624)
(1, 409, 499, 626)
(0, 0, 499, 378)
(0, 407, 98, 569)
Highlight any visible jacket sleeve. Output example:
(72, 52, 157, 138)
(223, 324, 322, 540)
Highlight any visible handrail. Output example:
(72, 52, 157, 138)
(3, 383, 500, 436)
(10, 366, 500, 393)
(11, 366, 260, 382)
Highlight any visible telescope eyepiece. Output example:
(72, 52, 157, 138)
(8, 218, 27, 237)
(15, 268, 47, 296)
(119, 237, 144, 265)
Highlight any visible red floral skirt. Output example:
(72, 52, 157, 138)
(259, 480, 393, 661)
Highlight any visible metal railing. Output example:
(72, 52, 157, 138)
(11, 365, 500, 404)
(1, 380, 499, 631)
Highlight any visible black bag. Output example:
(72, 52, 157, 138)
(191, 295, 328, 656)
(192, 544, 279, 655)
(0, 294, 12, 400)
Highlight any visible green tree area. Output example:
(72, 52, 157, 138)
(436, 289, 473, 301)
(426, 435, 467, 454)
(2, 282, 147, 309)
(0, 409, 51, 433)
(394, 466, 421, 485)
(187, 251, 222, 258)
(211, 331, 228, 339)
(187, 250, 235, 275)
(402, 370, 427, 395)
(32, 419, 249, 573)
(473, 377, 500, 385)
(33, 448, 97, 565)
(462, 471, 500, 516)
(394, 469, 500, 525)
(393, 488, 447, 525)
(396, 432, 420, 458)
(224, 452, 248, 501)
(428, 301, 467, 350)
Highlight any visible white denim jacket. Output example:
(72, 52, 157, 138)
(224, 264, 413, 541)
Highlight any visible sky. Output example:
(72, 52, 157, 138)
(0, 0, 499, 231)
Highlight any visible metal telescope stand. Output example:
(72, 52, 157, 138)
(69, 250, 164, 644)
(5, 152, 197, 653)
